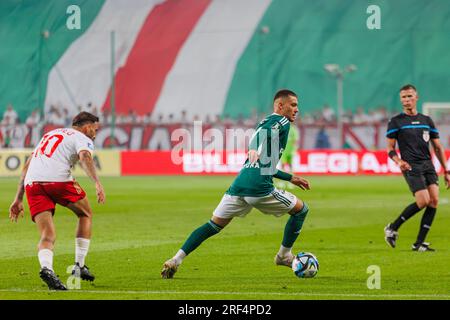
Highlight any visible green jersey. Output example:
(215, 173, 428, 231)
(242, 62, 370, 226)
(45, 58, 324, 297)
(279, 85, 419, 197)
(227, 113, 292, 197)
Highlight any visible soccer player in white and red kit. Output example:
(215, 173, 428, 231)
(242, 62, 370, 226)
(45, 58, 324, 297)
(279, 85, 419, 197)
(9, 112, 105, 290)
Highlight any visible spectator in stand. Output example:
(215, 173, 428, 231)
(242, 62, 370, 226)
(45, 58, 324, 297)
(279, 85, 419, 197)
(46, 105, 65, 126)
(236, 114, 245, 127)
(25, 109, 42, 127)
(63, 108, 72, 127)
(341, 110, 353, 124)
(208, 114, 222, 132)
(135, 112, 145, 125)
(123, 110, 137, 124)
(115, 114, 126, 124)
(178, 110, 189, 125)
(2, 103, 19, 125)
(1, 128, 11, 148)
(192, 114, 201, 122)
(315, 125, 331, 149)
(373, 106, 389, 123)
(85, 102, 95, 114)
(243, 108, 259, 128)
(322, 104, 335, 123)
(222, 114, 233, 127)
(155, 114, 165, 125)
(141, 112, 152, 125)
(204, 114, 212, 126)
(1, 115, 11, 126)
(167, 113, 176, 125)
(300, 112, 315, 125)
(353, 107, 371, 125)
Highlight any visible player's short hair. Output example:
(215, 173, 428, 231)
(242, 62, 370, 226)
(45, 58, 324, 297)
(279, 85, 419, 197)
(399, 84, 417, 92)
(273, 89, 297, 102)
(72, 112, 99, 127)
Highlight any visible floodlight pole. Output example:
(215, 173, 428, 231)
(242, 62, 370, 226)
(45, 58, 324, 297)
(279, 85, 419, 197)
(337, 73, 344, 149)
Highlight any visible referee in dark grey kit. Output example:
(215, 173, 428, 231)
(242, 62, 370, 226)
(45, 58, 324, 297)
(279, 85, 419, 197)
(384, 84, 450, 251)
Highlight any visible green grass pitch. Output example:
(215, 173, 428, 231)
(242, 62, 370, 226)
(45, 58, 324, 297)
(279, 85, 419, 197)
(0, 176, 449, 300)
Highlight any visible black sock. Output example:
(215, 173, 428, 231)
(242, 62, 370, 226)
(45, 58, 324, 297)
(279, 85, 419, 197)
(415, 207, 437, 245)
(391, 203, 421, 231)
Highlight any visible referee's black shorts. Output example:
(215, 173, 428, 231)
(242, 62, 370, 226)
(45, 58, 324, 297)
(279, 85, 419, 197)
(403, 160, 439, 194)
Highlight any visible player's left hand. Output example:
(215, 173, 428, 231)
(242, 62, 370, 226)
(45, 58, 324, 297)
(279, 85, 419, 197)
(290, 176, 310, 190)
(444, 171, 450, 189)
(9, 199, 24, 223)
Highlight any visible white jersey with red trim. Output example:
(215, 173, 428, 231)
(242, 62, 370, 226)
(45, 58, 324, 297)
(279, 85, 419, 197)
(25, 128, 94, 184)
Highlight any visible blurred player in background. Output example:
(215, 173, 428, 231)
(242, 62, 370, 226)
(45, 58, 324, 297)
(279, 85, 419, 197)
(384, 84, 450, 252)
(276, 117, 300, 189)
(9, 112, 105, 290)
(161, 89, 311, 279)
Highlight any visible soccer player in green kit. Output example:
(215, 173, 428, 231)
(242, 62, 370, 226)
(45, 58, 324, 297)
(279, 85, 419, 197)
(161, 90, 311, 278)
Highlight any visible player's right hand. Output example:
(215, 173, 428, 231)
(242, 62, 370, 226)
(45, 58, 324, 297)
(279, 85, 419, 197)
(248, 150, 259, 164)
(398, 160, 412, 172)
(96, 182, 106, 204)
(290, 176, 310, 190)
(9, 199, 24, 223)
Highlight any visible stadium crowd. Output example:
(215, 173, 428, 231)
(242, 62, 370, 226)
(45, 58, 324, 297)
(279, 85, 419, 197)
(1, 102, 399, 128)
(1, 102, 449, 149)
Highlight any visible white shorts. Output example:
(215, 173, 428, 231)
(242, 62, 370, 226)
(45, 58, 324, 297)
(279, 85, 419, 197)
(213, 188, 298, 219)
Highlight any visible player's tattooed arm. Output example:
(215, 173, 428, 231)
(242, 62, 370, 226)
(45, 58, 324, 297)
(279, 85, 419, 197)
(78, 150, 106, 203)
(386, 138, 411, 171)
(9, 155, 31, 222)
(16, 156, 31, 200)
(78, 150, 99, 182)
(431, 138, 450, 189)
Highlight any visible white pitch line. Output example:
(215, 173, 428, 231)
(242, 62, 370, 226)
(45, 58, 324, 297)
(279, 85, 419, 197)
(1, 289, 449, 299)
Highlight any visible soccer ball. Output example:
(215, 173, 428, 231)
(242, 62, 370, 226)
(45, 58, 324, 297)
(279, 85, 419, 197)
(292, 252, 319, 278)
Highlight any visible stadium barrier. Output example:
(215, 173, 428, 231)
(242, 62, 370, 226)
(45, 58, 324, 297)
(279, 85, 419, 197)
(121, 150, 450, 175)
(3, 123, 450, 150)
(1, 150, 449, 177)
(0, 149, 121, 177)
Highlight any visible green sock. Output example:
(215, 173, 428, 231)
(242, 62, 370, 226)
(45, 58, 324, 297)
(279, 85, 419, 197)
(282, 203, 309, 248)
(181, 220, 222, 255)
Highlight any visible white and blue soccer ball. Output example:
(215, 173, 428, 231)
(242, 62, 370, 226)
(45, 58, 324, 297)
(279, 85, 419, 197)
(292, 252, 319, 278)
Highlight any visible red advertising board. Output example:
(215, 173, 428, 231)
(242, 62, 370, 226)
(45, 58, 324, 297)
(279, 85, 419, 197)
(121, 150, 450, 175)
